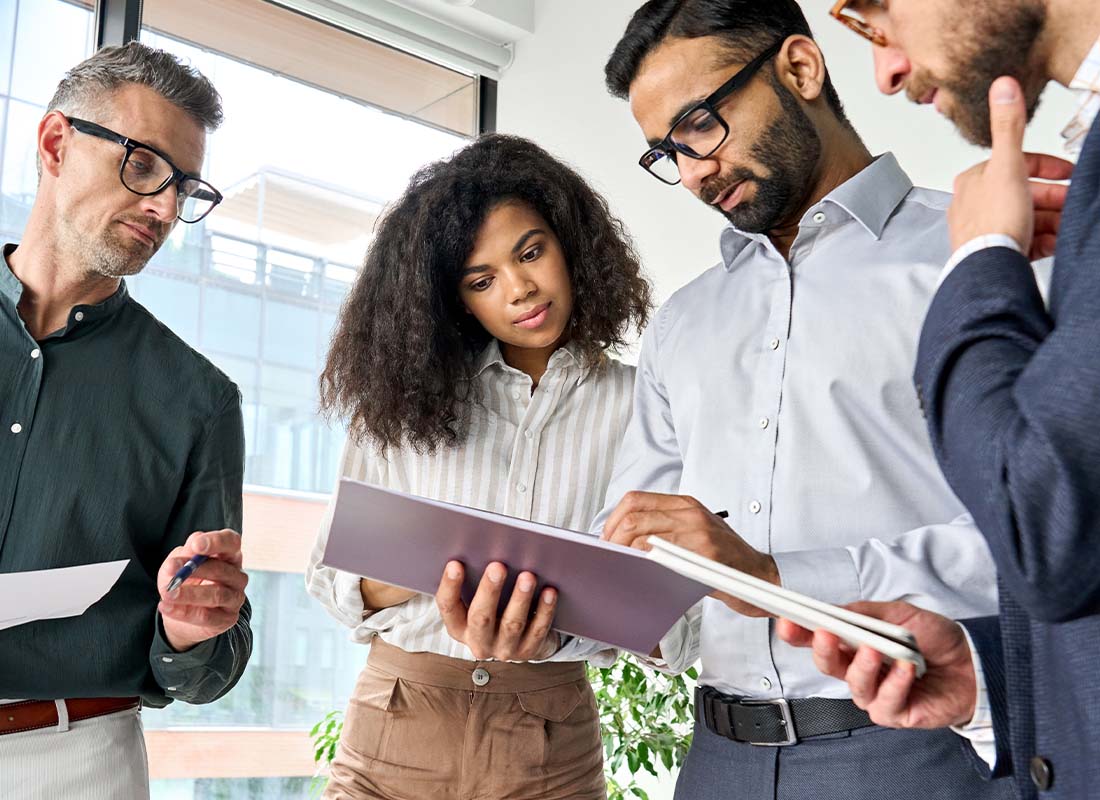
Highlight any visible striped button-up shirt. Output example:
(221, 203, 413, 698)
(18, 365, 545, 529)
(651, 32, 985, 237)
(306, 340, 633, 665)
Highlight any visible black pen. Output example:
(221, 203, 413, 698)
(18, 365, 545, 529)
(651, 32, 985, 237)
(714, 510, 729, 519)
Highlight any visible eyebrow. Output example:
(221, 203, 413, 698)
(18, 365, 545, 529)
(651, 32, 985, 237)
(645, 97, 708, 148)
(461, 228, 546, 277)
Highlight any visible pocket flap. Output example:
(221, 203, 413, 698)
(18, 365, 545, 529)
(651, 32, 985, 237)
(517, 682, 584, 723)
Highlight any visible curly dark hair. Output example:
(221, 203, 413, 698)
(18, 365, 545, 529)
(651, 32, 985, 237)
(320, 134, 652, 454)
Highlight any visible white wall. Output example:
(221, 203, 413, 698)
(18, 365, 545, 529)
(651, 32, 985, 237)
(497, 0, 1076, 306)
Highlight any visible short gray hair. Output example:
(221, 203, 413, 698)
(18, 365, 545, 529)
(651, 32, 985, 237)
(47, 41, 223, 131)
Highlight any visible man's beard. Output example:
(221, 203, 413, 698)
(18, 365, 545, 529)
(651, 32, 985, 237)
(934, 1, 1047, 147)
(701, 80, 821, 234)
(62, 216, 167, 279)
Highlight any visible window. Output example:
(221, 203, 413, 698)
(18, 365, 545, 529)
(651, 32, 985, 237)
(130, 3, 476, 792)
(0, 0, 94, 241)
(0, 2, 481, 794)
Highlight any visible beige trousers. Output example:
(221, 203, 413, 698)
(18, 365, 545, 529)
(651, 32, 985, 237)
(325, 638, 607, 800)
(0, 706, 149, 800)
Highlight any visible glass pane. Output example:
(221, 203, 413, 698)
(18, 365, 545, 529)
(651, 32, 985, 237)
(149, 224, 204, 275)
(265, 248, 318, 300)
(0, 0, 16, 94)
(129, 274, 200, 346)
(150, 778, 314, 800)
(142, 572, 364, 730)
(202, 287, 261, 358)
(1, 99, 43, 232)
(136, 4, 474, 785)
(9, 0, 93, 105)
(263, 300, 318, 371)
(253, 365, 319, 491)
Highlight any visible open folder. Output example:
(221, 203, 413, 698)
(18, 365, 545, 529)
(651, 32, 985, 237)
(323, 479, 710, 654)
(646, 538, 927, 676)
(324, 479, 925, 671)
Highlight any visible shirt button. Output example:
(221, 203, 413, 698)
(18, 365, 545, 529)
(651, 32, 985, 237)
(749, 500, 762, 514)
(517, 483, 527, 494)
(1030, 756, 1054, 791)
(472, 667, 491, 687)
(524, 430, 533, 440)
(74, 311, 85, 322)
(812, 211, 826, 224)
(759, 677, 772, 691)
(769, 338, 780, 351)
(511, 390, 521, 400)
(758, 417, 769, 430)
(10, 423, 22, 434)
(30, 348, 40, 359)
(161, 656, 174, 663)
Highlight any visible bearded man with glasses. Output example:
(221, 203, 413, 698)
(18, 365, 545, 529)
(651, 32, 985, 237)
(780, 3, 1100, 800)
(595, 2, 1017, 798)
(0, 42, 251, 800)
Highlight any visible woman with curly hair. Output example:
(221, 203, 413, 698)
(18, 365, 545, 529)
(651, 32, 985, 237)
(305, 134, 652, 800)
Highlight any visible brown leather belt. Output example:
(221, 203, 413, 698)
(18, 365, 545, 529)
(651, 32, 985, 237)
(0, 697, 140, 736)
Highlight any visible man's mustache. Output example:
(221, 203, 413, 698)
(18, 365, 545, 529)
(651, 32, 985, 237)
(701, 168, 756, 205)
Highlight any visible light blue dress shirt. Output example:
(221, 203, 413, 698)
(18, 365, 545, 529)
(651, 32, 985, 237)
(593, 153, 1000, 700)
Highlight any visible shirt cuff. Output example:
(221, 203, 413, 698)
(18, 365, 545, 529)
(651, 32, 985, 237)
(950, 624, 996, 769)
(635, 606, 701, 675)
(539, 634, 617, 668)
(939, 235, 1024, 288)
(150, 611, 219, 662)
(332, 570, 367, 623)
(772, 547, 861, 606)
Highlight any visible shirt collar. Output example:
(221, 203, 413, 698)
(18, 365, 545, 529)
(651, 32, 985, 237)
(473, 339, 588, 379)
(720, 152, 913, 270)
(1062, 36, 1100, 152)
(1069, 36, 1100, 91)
(0, 244, 23, 303)
(1, 243, 130, 335)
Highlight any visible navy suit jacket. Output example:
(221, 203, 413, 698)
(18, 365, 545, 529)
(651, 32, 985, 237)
(914, 111, 1100, 800)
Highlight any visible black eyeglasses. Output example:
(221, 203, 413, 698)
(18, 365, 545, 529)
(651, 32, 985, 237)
(639, 41, 784, 185)
(65, 116, 223, 223)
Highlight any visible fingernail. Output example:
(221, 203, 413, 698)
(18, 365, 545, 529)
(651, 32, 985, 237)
(446, 562, 461, 580)
(488, 568, 503, 584)
(542, 589, 556, 604)
(993, 78, 1018, 104)
(517, 575, 534, 592)
(195, 537, 208, 554)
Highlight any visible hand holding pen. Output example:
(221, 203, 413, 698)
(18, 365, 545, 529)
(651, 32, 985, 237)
(156, 529, 249, 652)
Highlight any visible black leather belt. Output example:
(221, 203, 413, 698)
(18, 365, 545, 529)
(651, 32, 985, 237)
(695, 686, 873, 746)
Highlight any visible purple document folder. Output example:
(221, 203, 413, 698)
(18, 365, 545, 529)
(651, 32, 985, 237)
(322, 479, 710, 655)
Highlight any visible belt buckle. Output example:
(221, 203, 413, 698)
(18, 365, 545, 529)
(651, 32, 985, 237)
(741, 698, 798, 746)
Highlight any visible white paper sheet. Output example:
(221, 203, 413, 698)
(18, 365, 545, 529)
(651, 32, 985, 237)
(0, 560, 129, 631)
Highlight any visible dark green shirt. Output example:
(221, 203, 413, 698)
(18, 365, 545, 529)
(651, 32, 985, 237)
(0, 245, 251, 707)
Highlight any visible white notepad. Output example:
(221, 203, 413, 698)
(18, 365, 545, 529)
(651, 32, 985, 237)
(646, 537, 927, 677)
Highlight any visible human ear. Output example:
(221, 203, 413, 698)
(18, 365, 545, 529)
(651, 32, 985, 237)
(777, 36, 826, 103)
(37, 111, 69, 179)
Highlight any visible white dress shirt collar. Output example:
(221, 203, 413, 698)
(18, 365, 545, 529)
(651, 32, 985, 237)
(719, 152, 914, 270)
(1062, 36, 1100, 152)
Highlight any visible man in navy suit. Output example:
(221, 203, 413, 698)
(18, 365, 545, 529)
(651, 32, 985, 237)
(778, 2, 1100, 799)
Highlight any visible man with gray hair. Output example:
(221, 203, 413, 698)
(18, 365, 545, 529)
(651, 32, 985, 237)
(0, 42, 251, 799)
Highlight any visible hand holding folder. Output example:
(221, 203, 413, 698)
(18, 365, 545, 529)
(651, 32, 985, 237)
(324, 479, 926, 671)
(645, 537, 927, 676)
(322, 479, 711, 654)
